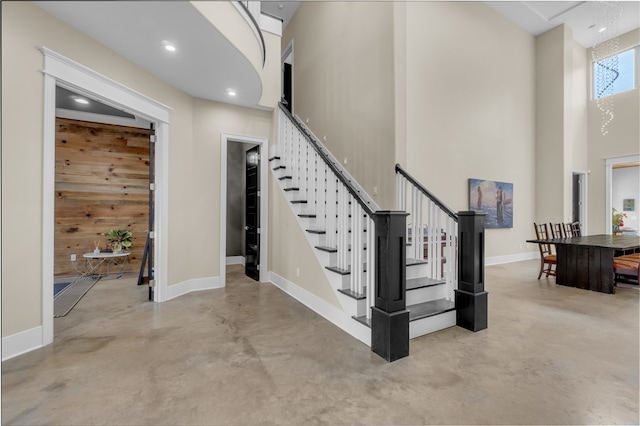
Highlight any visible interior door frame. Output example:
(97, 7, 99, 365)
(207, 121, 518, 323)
(41, 47, 171, 346)
(605, 153, 640, 233)
(282, 40, 294, 113)
(572, 170, 589, 235)
(220, 133, 269, 285)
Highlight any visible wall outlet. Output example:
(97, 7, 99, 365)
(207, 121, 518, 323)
(296, 267, 300, 277)
(70, 253, 77, 262)
(343, 157, 347, 165)
(373, 186, 378, 195)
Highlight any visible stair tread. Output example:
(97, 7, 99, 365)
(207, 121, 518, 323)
(406, 258, 429, 266)
(352, 298, 454, 328)
(268, 156, 281, 161)
(315, 245, 337, 253)
(284, 187, 299, 191)
(325, 265, 367, 275)
(338, 287, 366, 300)
(291, 200, 308, 204)
(307, 229, 326, 234)
(406, 277, 446, 291)
(408, 299, 455, 321)
(272, 165, 286, 170)
(278, 176, 292, 180)
(299, 214, 316, 218)
(325, 266, 350, 275)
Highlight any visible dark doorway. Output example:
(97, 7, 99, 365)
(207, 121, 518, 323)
(283, 63, 292, 113)
(245, 146, 260, 281)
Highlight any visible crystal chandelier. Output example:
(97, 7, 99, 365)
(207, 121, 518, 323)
(591, 1, 624, 136)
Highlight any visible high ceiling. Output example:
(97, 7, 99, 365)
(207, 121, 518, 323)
(486, 1, 640, 48)
(35, 1, 638, 120)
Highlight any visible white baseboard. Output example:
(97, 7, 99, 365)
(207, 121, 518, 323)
(2, 326, 43, 361)
(269, 272, 371, 347)
(226, 256, 245, 265)
(164, 276, 223, 301)
(486, 252, 538, 266)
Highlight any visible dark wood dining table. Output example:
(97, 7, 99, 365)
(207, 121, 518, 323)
(526, 234, 640, 294)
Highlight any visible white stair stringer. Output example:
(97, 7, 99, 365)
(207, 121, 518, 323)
(270, 157, 371, 343)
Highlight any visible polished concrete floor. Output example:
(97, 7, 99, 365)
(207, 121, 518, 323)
(2, 260, 639, 425)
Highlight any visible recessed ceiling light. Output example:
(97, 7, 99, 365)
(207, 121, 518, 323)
(227, 89, 237, 97)
(162, 40, 176, 52)
(598, 27, 607, 33)
(74, 98, 89, 105)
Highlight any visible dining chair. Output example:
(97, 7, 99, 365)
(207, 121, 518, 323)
(570, 221, 582, 237)
(551, 223, 565, 239)
(533, 223, 556, 279)
(563, 222, 574, 238)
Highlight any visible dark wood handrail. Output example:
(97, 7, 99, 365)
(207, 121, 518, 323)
(279, 103, 378, 216)
(395, 164, 458, 221)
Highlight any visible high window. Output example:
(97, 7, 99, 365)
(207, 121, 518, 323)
(593, 46, 639, 99)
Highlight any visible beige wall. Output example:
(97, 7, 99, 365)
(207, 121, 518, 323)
(404, 2, 536, 258)
(587, 29, 640, 234)
(535, 25, 569, 222)
(191, 98, 273, 280)
(282, 2, 397, 209)
(1, 2, 276, 338)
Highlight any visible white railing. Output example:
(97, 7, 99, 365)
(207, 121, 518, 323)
(396, 168, 458, 302)
(276, 107, 379, 320)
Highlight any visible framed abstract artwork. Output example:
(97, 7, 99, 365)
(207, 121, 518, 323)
(469, 178, 513, 229)
(623, 199, 635, 211)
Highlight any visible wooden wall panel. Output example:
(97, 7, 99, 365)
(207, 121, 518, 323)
(54, 118, 150, 276)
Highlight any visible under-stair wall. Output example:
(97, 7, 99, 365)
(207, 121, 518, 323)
(271, 104, 480, 360)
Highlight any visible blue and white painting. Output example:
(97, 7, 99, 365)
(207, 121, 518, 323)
(469, 178, 513, 229)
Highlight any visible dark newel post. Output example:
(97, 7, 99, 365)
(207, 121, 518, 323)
(371, 211, 410, 362)
(455, 211, 488, 332)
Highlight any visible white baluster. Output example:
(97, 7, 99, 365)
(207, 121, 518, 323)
(325, 175, 337, 248)
(366, 215, 375, 320)
(316, 162, 326, 230)
(337, 185, 349, 271)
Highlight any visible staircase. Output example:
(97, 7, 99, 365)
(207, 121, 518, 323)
(271, 104, 459, 347)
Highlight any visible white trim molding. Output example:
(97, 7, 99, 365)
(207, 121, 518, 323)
(605, 153, 640, 233)
(219, 133, 269, 287)
(269, 272, 371, 347)
(2, 327, 44, 361)
(485, 251, 539, 266)
(164, 277, 223, 301)
(226, 256, 246, 265)
(40, 48, 172, 352)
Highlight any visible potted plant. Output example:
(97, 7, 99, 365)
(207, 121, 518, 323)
(103, 229, 133, 253)
(612, 208, 627, 231)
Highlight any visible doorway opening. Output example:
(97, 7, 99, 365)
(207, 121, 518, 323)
(282, 41, 293, 112)
(220, 134, 269, 286)
(42, 48, 170, 346)
(606, 154, 640, 234)
(572, 171, 588, 234)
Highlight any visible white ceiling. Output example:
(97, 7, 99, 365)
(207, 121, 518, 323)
(35, 1, 263, 109)
(486, 1, 640, 48)
(34, 1, 639, 117)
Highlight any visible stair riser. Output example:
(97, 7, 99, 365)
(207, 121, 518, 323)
(337, 295, 368, 318)
(315, 249, 336, 267)
(326, 271, 351, 292)
(409, 310, 456, 339)
(406, 284, 447, 306)
(406, 263, 429, 279)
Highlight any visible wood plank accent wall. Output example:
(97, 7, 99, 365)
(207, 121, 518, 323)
(54, 118, 150, 276)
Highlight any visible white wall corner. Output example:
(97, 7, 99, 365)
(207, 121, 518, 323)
(268, 271, 371, 347)
(2, 326, 44, 362)
(163, 276, 223, 302)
